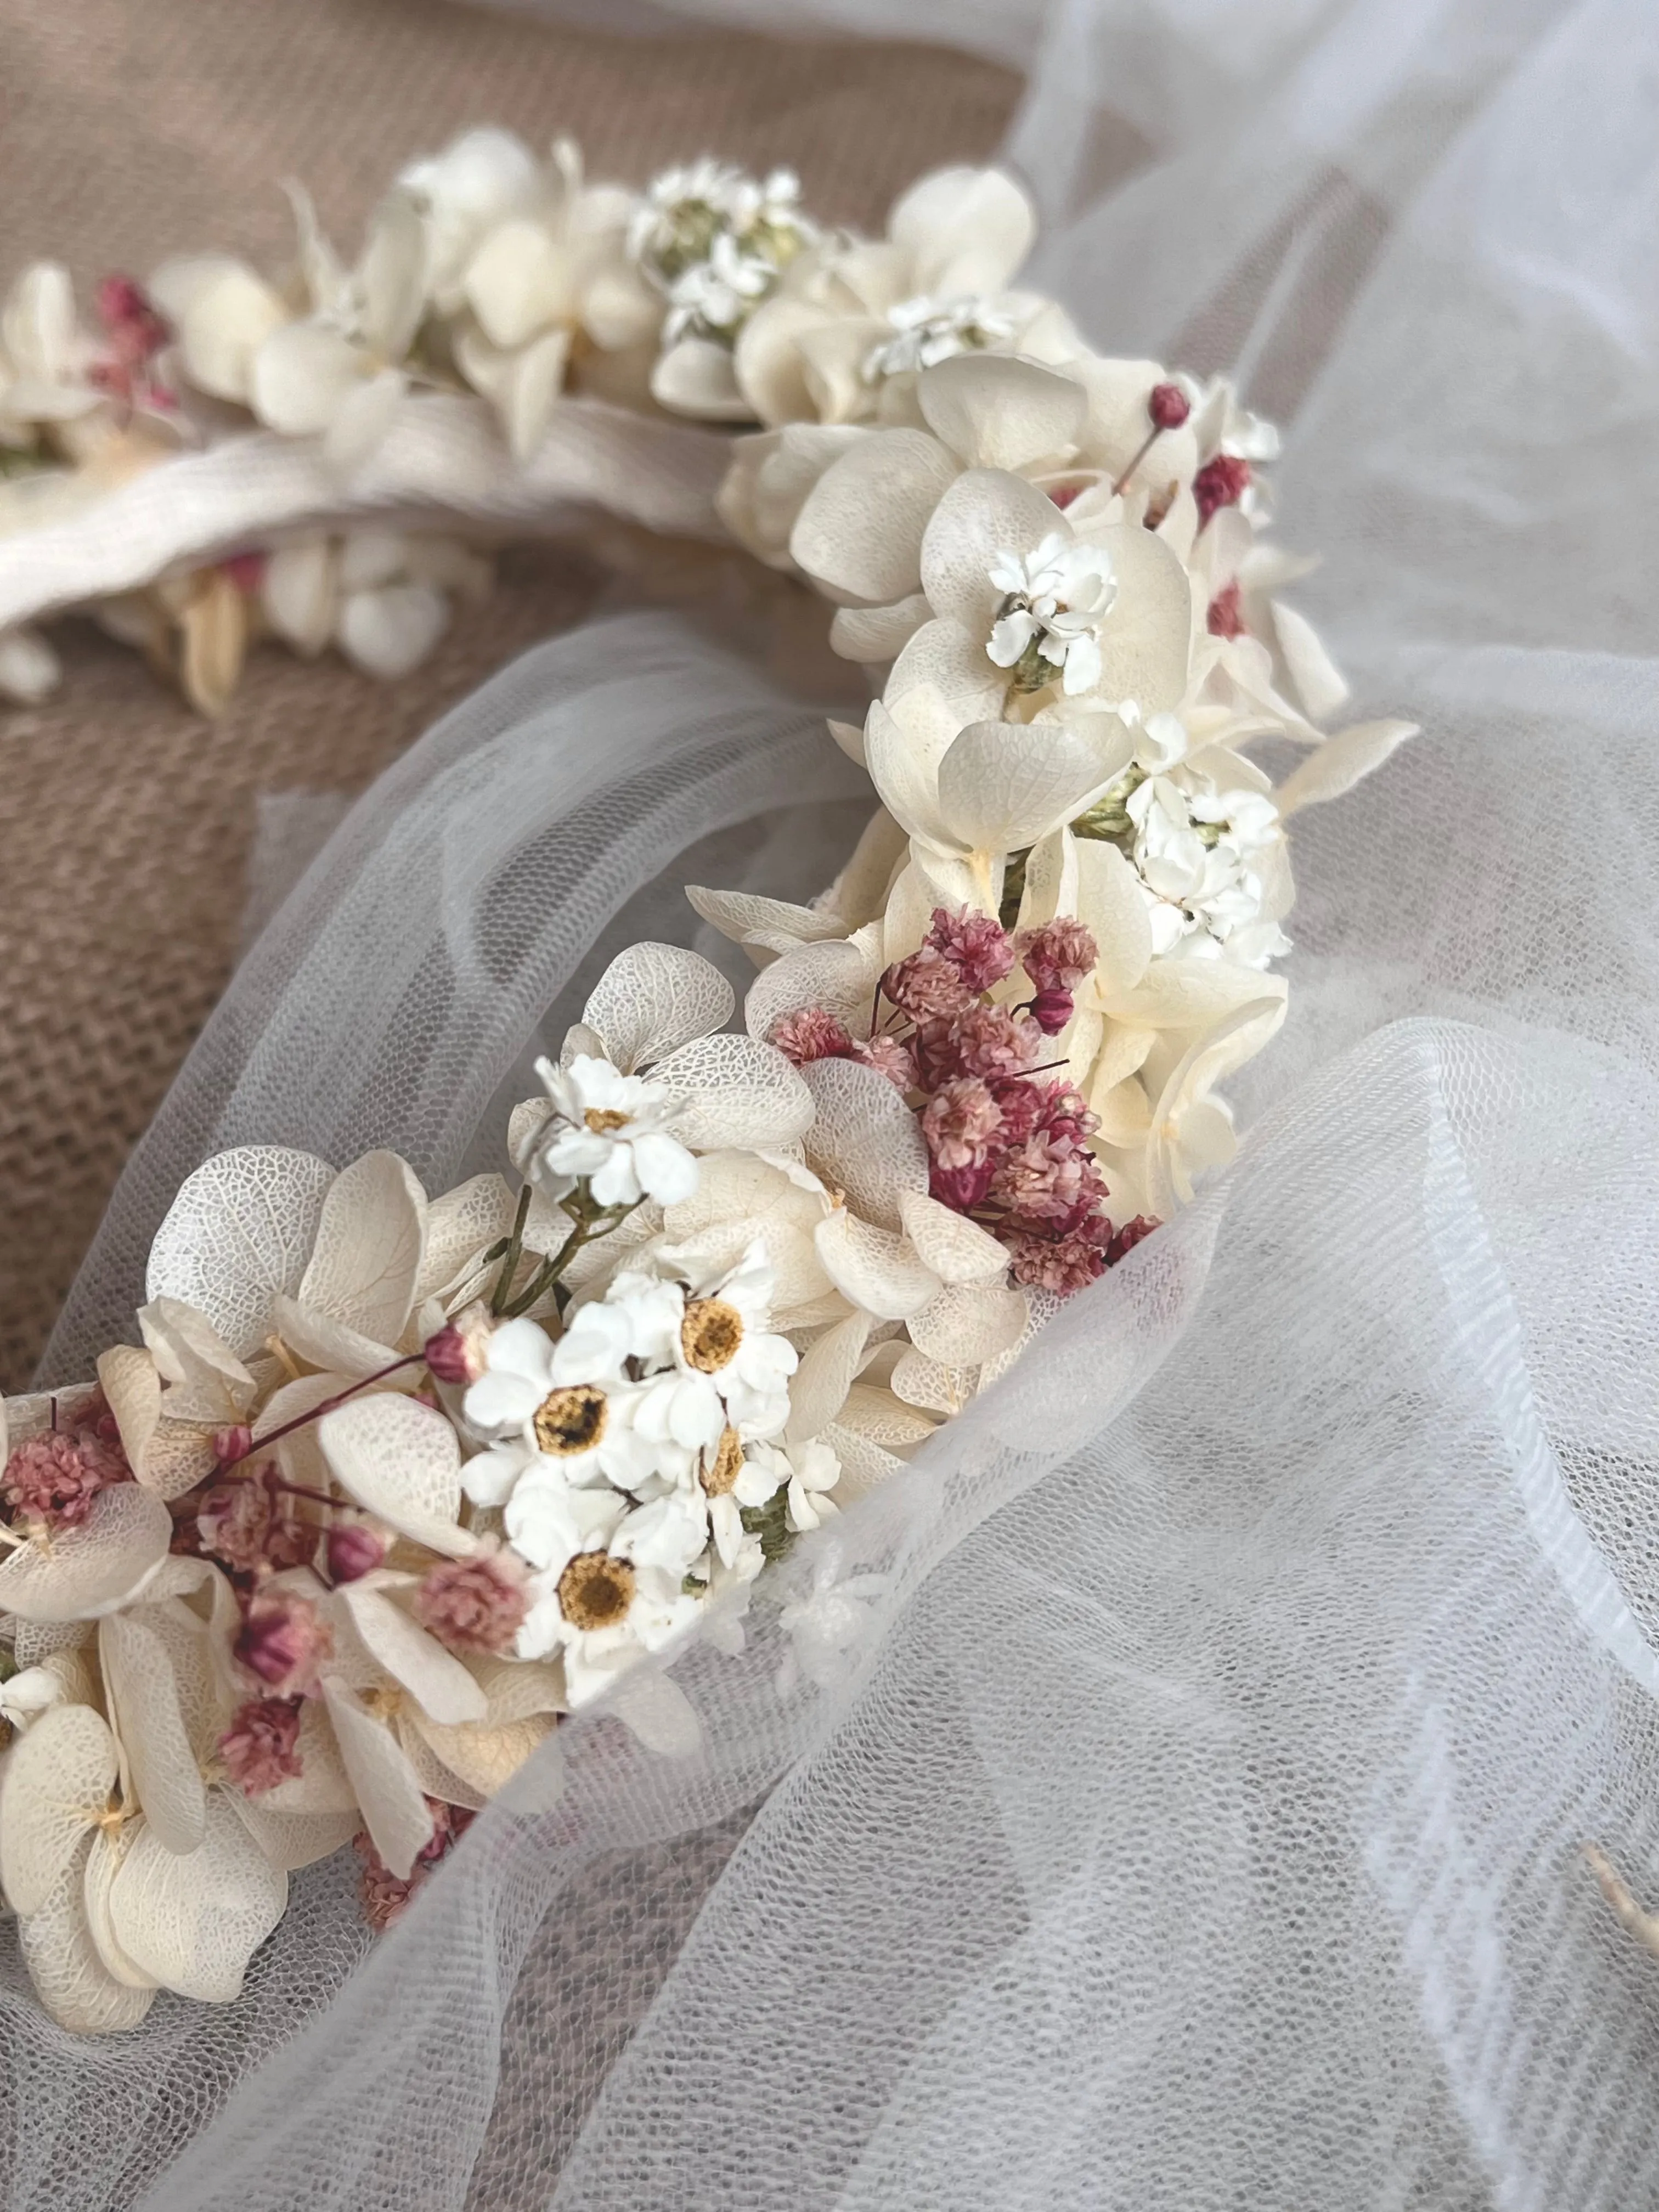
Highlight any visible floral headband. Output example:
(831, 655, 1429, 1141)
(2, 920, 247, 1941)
(0, 144, 1421, 2031)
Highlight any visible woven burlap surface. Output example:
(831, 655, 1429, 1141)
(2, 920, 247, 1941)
(0, 0, 1016, 1390)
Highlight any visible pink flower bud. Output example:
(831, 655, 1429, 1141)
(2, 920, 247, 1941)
(424, 1300, 492, 1387)
(1030, 987, 1074, 1034)
(1193, 454, 1252, 526)
(1148, 381, 1191, 431)
(219, 1698, 304, 1796)
(221, 550, 268, 595)
(771, 1006, 854, 1065)
(234, 1592, 331, 1696)
(326, 1521, 386, 1584)
(214, 1424, 254, 1469)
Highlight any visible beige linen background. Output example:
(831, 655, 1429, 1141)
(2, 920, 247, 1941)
(0, 0, 1015, 1389)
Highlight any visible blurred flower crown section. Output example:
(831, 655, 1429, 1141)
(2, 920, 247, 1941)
(0, 147, 1414, 2032)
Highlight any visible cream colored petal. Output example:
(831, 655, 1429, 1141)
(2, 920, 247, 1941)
(417, 1175, 518, 1305)
(795, 317, 888, 425)
(1076, 521, 1194, 714)
(814, 1209, 940, 1321)
(136, 1295, 254, 1425)
(898, 1190, 1009, 1285)
(906, 1279, 1028, 1367)
(255, 1695, 360, 1818)
(337, 582, 450, 680)
(1074, 837, 1154, 999)
(785, 1310, 872, 1442)
(937, 718, 1123, 857)
(1274, 719, 1418, 815)
(828, 595, 930, 664)
(1092, 1073, 1153, 1147)
(715, 422, 862, 567)
(918, 354, 1084, 472)
(1268, 598, 1350, 722)
(919, 466, 1061, 635)
(884, 617, 1009, 723)
(251, 1368, 359, 1498)
(359, 189, 429, 360)
(651, 1034, 815, 1152)
(406, 1711, 552, 1804)
(251, 319, 363, 436)
(99, 1611, 207, 1856)
(732, 295, 830, 426)
(1009, 825, 1077, 936)
(685, 885, 848, 950)
(889, 166, 1035, 295)
(324, 364, 408, 477)
(888, 1347, 978, 1417)
(298, 1148, 427, 1349)
(0, 1701, 117, 1914)
(801, 1056, 930, 1231)
(146, 1144, 336, 1359)
(650, 336, 751, 422)
(826, 807, 910, 928)
(0, 1483, 173, 1623)
(263, 536, 339, 657)
(862, 681, 971, 850)
(318, 1392, 476, 1558)
(0, 624, 61, 703)
(18, 1835, 156, 2034)
(82, 1829, 162, 1989)
(499, 326, 571, 461)
(789, 430, 958, 605)
(107, 1790, 287, 2004)
(833, 1381, 940, 1451)
(319, 1679, 436, 1880)
(150, 255, 288, 404)
(225, 1798, 361, 1874)
(1100, 960, 1287, 1032)
(1088, 1022, 1155, 1103)
(582, 941, 734, 1072)
(465, 218, 575, 349)
(745, 939, 878, 1045)
(339, 1583, 488, 1726)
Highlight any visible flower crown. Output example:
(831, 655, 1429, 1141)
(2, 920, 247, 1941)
(0, 146, 1418, 2032)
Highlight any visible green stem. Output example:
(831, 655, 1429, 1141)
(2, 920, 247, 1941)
(488, 1182, 534, 1317)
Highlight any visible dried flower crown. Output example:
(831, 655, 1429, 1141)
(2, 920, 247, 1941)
(0, 147, 1419, 2030)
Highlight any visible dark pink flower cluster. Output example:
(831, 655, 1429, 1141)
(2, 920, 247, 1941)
(356, 1799, 476, 1932)
(3, 1395, 133, 1530)
(413, 1545, 528, 1655)
(776, 906, 1161, 1298)
(1193, 453, 1252, 527)
(219, 1697, 304, 1796)
(1206, 579, 1246, 639)
(89, 274, 173, 413)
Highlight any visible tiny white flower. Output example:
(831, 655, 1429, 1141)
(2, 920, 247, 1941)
(668, 1241, 798, 1434)
(460, 1315, 658, 1493)
(0, 1664, 69, 1735)
(775, 1541, 889, 1696)
(527, 1052, 698, 1211)
(862, 292, 1019, 382)
(986, 531, 1116, 696)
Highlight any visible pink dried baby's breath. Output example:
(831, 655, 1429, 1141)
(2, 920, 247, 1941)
(943, 1005, 1043, 1081)
(771, 1006, 854, 1065)
(925, 907, 1013, 994)
(922, 1076, 1003, 1171)
(2, 1423, 129, 1530)
(219, 1698, 304, 1796)
(1193, 454, 1251, 526)
(1015, 917, 1097, 994)
(235, 1590, 332, 1696)
(882, 945, 977, 1022)
(414, 1545, 529, 1656)
(848, 1033, 916, 1092)
(356, 1799, 476, 1931)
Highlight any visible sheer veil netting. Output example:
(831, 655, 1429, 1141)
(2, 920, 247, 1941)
(14, 0, 1659, 2204)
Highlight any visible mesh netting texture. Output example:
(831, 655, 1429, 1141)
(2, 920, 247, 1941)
(12, 0, 1659, 2203)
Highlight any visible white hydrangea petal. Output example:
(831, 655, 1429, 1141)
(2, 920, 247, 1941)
(815, 1210, 940, 1321)
(1274, 719, 1418, 816)
(270, 1295, 401, 1384)
(1099, 960, 1286, 1031)
(0, 1483, 173, 1623)
(224, 1798, 362, 1874)
(146, 1146, 336, 1360)
(800, 1056, 930, 1231)
(98, 1613, 207, 1857)
(581, 943, 735, 1073)
(500, 326, 570, 461)
(318, 1393, 477, 1557)
(254, 1696, 360, 1818)
(18, 1835, 156, 2035)
(250, 319, 361, 435)
(897, 1190, 1009, 1285)
(884, 617, 1009, 724)
(417, 1174, 519, 1304)
(906, 1279, 1028, 1369)
(319, 1680, 435, 1880)
(651, 1034, 814, 1152)
(888, 1346, 977, 1417)
(744, 939, 878, 1045)
(406, 1712, 555, 1804)
(1268, 598, 1350, 723)
(106, 1791, 287, 2004)
(684, 885, 848, 951)
(359, 189, 429, 360)
(149, 255, 288, 404)
(789, 430, 959, 605)
(465, 217, 575, 349)
(918, 354, 1084, 473)
(0, 1702, 118, 1915)
(919, 466, 1061, 635)
(890, 166, 1035, 298)
(1074, 520, 1194, 714)
(938, 718, 1126, 857)
(828, 595, 931, 663)
(603, 1667, 703, 1756)
(339, 1583, 489, 1726)
(650, 336, 750, 421)
(0, 624, 61, 703)
(1073, 838, 1154, 1000)
(296, 1148, 427, 1350)
(785, 1311, 872, 1443)
(82, 1830, 161, 1989)
(323, 365, 407, 477)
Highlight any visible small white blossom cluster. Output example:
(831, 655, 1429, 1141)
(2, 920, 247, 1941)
(0, 155, 1417, 2039)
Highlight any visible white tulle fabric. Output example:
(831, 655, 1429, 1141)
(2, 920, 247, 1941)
(15, 0, 1659, 2205)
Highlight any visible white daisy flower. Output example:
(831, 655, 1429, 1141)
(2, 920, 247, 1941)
(460, 1315, 658, 1497)
(524, 1052, 698, 1211)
